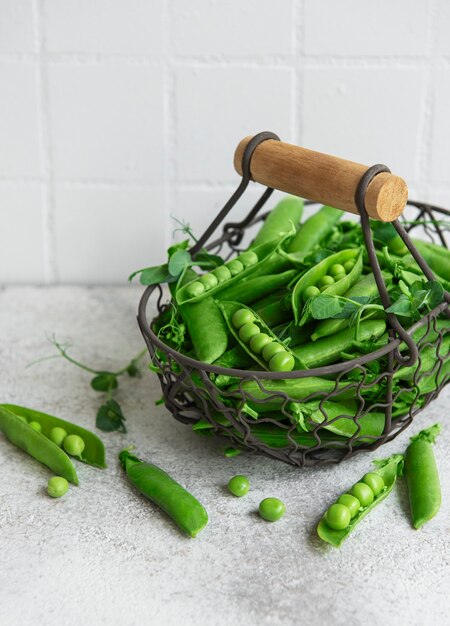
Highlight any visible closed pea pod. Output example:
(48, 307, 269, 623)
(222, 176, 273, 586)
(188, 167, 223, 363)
(286, 205, 342, 255)
(119, 448, 208, 538)
(251, 196, 304, 247)
(404, 423, 441, 529)
(317, 454, 404, 548)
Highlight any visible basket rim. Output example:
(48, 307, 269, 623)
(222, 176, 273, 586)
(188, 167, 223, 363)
(138, 283, 449, 379)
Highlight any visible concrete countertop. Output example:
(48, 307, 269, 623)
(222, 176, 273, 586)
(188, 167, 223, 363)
(1, 286, 449, 626)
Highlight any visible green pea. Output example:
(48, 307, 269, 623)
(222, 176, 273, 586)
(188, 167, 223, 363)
(269, 351, 295, 373)
(232, 309, 255, 329)
(238, 251, 258, 268)
(343, 260, 356, 273)
(49, 426, 68, 447)
(329, 264, 346, 277)
(348, 482, 374, 507)
(262, 341, 285, 363)
(239, 323, 260, 343)
(333, 272, 346, 282)
(362, 472, 385, 496)
(303, 285, 321, 301)
(319, 275, 335, 287)
(212, 265, 232, 283)
(29, 421, 42, 433)
(47, 476, 69, 498)
(325, 503, 351, 530)
(228, 475, 250, 497)
(249, 333, 272, 354)
(63, 434, 85, 457)
(186, 281, 205, 298)
(337, 494, 360, 518)
(259, 497, 286, 522)
(198, 273, 218, 290)
(226, 260, 244, 276)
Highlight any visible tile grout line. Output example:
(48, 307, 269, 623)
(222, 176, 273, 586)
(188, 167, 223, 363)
(33, 0, 57, 284)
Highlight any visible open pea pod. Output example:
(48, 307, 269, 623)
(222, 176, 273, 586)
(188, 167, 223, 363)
(292, 247, 363, 325)
(0, 405, 79, 484)
(217, 300, 306, 372)
(317, 454, 404, 548)
(1, 404, 107, 469)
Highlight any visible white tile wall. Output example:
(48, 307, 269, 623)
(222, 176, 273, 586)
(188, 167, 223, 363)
(0, 0, 449, 284)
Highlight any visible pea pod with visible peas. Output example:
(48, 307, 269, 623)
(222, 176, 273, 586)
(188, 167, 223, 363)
(317, 454, 404, 547)
(291, 248, 363, 325)
(404, 423, 441, 530)
(218, 301, 305, 372)
(119, 448, 208, 538)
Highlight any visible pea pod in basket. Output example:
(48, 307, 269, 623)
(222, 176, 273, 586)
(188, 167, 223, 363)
(218, 301, 305, 372)
(317, 454, 404, 547)
(292, 247, 363, 325)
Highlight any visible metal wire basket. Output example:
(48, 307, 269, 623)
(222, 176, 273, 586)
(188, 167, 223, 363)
(138, 132, 450, 467)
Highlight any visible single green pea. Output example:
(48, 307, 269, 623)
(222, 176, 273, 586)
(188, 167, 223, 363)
(186, 281, 205, 298)
(238, 251, 258, 268)
(198, 273, 218, 290)
(212, 265, 232, 283)
(262, 341, 285, 363)
(319, 275, 335, 287)
(29, 421, 42, 433)
(232, 308, 255, 329)
(49, 426, 68, 447)
(269, 351, 295, 373)
(337, 494, 360, 518)
(303, 285, 321, 301)
(63, 434, 85, 457)
(239, 323, 260, 343)
(362, 472, 385, 496)
(259, 497, 286, 522)
(329, 264, 346, 277)
(249, 332, 272, 354)
(332, 272, 346, 282)
(325, 503, 351, 530)
(228, 475, 250, 497)
(226, 259, 244, 276)
(47, 476, 69, 498)
(343, 259, 356, 273)
(348, 482, 374, 507)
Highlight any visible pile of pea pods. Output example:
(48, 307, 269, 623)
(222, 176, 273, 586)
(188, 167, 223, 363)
(153, 196, 450, 450)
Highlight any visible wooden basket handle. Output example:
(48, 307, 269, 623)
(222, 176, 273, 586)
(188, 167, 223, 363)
(234, 136, 408, 222)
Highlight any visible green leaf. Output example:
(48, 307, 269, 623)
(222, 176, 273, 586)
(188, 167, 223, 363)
(90, 373, 119, 392)
(168, 249, 191, 277)
(426, 280, 444, 309)
(310, 294, 345, 319)
(168, 239, 190, 257)
(96, 399, 127, 433)
(386, 294, 412, 317)
(371, 221, 397, 244)
(128, 263, 175, 285)
(194, 251, 224, 269)
(126, 363, 141, 378)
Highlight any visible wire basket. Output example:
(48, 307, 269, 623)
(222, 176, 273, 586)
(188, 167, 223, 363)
(138, 132, 450, 467)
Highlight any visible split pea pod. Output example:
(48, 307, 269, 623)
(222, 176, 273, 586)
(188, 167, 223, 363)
(119, 449, 208, 538)
(2, 404, 107, 469)
(291, 248, 363, 325)
(0, 405, 79, 484)
(286, 205, 343, 255)
(404, 424, 441, 529)
(317, 454, 404, 547)
(251, 196, 304, 247)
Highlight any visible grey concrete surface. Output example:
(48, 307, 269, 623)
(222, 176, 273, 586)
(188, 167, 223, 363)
(0, 286, 449, 626)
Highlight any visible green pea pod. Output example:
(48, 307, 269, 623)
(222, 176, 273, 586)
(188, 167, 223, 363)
(292, 319, 386, 368)
(251, 196, 304, 247)
(393, 333, 450, 382)
(286, 205, 343, 255)
(404, 423, 441, 529)
(311, 273, 384, 341)
(412, 239, 450, 282)
(169, 267, 198, 298)
(254, 297, 293, 328)
(217, 269, 298, 305)
(317, 454, 404, 548)
(212, 345, 254, 370)
(0, 405, 79, 484)
(2, 404, 107, 469)
(289, 400, 386, 440)
(178, 295, 230, 363)
(218, 301, 305, 371)
(231, 421, 349, 449)
(119, 449, 208, 538)
(292, 248, 363, 325)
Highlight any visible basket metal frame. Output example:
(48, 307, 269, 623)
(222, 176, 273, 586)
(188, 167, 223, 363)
(138, 132, 450, 466)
